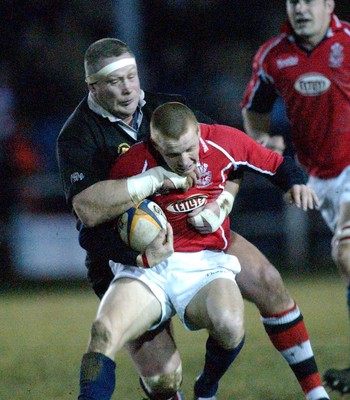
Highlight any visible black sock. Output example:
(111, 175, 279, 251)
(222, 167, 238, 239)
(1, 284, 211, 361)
(78, 352, 116, 400)
(194, 336, 245, 397)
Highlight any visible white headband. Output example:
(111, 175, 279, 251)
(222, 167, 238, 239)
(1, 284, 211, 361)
(85, 58, 136, 84)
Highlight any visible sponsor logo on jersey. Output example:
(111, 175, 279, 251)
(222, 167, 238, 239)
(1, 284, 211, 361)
(118, 143, 130, 154)
(329, 43, 344, 67)
(276, 56, 299, 69)
(294, 73, 331, 96)
(197, 162, 213, 188)
(166, 194, 208, 214)
(70, 172, 85, 183)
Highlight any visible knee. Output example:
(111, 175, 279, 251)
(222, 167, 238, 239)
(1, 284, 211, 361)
(211, 309, 245, 349)
(88, 318, 116, 355)
(332, 222, 350, 269)
(332, 240, 350, 276)
(141, 364, 182, 400)
(256, 260, 284, 293)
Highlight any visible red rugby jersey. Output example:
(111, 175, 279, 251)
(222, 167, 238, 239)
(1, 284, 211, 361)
(110, 123, 283, 252)
(241, 14, 350, 179)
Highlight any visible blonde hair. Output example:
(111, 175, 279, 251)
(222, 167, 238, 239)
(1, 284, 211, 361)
(151, 102, 198, 140)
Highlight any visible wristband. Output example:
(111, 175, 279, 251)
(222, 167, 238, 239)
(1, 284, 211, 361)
(216, 190, 235, 215)
(141, 253, 150, 268)
(191, 190, 235, 232)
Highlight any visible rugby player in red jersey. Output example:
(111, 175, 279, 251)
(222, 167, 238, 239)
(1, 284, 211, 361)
(241, 0, 350, 393)
(74, 102, 327, 400)
(58, 38, 330, 400)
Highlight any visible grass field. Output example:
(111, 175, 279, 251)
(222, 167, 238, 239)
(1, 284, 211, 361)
(1, 273, 348, 399)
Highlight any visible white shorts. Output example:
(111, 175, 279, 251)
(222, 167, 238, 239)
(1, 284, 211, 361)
(109, 250, 241, 331)
(308, 165, 350, 232)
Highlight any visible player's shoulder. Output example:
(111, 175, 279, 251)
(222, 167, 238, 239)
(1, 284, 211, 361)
(338, 19, 350, 39)
(342, 20, 350, 30)
(255, 32, 289, 62)
(200, 123, 248, 144)
(119, 140, 161, 167)
(109, 141, 155, 178)
(58, 97, 97, 140)
(120, 140, 150, 158)
(332, 14, 350, 36)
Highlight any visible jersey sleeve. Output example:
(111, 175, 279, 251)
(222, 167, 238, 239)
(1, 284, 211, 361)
(208, 124, 304, 191)
(241, 43, 278, 113)
(57, 118, 108, 207)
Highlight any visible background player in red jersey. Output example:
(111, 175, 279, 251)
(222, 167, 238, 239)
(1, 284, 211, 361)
(57, 38, 329, 400)
(76, 102, 324, 400)
(241, 0, 350, 393)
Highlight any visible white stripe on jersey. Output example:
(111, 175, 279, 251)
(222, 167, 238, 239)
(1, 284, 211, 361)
(141, 159, 148, 173)
(246, 34, 286, 109)
(206, 139, 276, 176)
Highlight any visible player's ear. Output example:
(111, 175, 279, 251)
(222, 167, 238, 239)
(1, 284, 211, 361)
(326, 0, 335, 14)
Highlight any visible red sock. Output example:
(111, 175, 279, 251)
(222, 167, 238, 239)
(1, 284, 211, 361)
(261, 304, 329, 399)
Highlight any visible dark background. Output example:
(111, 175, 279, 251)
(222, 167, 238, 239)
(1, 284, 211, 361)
(1, 1, 347, 284)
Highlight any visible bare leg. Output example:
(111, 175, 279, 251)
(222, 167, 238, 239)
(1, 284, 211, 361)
(229, 231, 293, 313)
(323, 202, 350, 394)
(126, 320, 183, 399)
(229, 231, 330, 399)
(78, 278, 162, 400)
(185, 278, 245, 399)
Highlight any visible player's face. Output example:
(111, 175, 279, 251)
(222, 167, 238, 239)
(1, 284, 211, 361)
(286, 0, 334, 48)
(89, 54, 141, 122)
(153, 125, 200, 176)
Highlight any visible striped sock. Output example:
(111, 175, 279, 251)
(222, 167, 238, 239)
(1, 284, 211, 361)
(261, 304, 329, 400)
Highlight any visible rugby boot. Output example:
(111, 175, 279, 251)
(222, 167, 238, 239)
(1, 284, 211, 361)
(140, 377, 183, 400)
(323, 367, 350, 394)
(193, 374, 218, 400)
(142, 392, 183, 400)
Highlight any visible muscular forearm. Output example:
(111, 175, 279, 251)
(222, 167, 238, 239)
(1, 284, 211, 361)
(73, 166, 194, 227)
(73, 179, 133, 227)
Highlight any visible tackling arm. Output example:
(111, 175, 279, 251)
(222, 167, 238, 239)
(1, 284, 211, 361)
(74, 166, 195, 227)
(72, 179, 133, 228)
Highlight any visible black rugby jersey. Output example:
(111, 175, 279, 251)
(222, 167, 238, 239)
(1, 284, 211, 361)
(56, 91, 214, 297)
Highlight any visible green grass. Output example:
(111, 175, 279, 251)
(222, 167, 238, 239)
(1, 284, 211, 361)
(1, 274, 348, 399)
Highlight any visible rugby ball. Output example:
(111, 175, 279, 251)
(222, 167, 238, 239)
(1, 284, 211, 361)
(117, 199, 167, 252)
